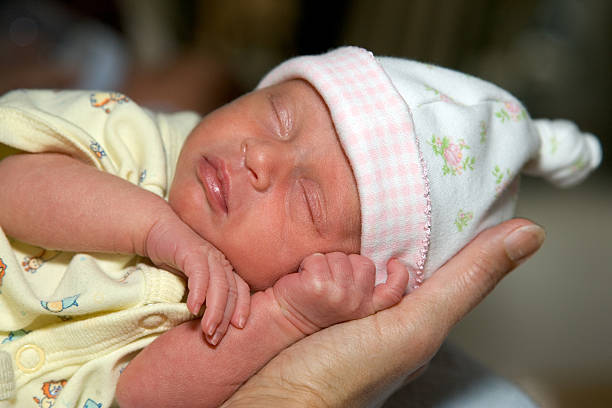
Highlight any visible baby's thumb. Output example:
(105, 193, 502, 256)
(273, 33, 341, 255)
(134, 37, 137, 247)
(372, 259, 410, 312)
(523, 119, 602, 187)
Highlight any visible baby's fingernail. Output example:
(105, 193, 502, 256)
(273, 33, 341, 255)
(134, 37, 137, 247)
(189, 303, 197, 314)
(504, 224, 546, 263)
(211, 331, 222, 345)
(238, 316, 246, 329)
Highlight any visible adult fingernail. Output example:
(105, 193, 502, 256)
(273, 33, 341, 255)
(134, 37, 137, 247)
(504, 224, 546, 263)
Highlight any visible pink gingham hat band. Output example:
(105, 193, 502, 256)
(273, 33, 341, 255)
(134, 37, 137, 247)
(258, 46, 430, 290)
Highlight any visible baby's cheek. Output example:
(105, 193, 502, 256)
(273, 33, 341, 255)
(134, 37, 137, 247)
(229, 248, 299, 291)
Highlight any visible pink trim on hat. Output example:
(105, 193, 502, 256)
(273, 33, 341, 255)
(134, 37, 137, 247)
(258, 47, 430, 291)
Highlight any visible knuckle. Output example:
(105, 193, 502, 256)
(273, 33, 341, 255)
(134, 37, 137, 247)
(326, 254, 346, 274)
(304, 273, 326, 296)
(207, 249, 223, 264)
(226, 284, 238, 300)
(326, 290, 344, 308)
(326, 251, 348, 264)
(344, 297, 362, 315)
(349, 254, 375, 274)
(211, 276, 229, 293)
(301, 253, 326, 271)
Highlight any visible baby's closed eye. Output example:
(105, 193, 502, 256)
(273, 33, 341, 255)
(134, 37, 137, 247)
(298, 178, 327, 234)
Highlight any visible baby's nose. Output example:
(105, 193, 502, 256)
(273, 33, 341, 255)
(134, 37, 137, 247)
(242, 138, 293, 191)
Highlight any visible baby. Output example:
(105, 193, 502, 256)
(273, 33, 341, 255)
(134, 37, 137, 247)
(0, 46, 601, 408)
(0, 61, 405, 408)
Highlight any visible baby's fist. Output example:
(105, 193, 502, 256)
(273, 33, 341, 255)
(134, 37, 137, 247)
(272, 252, 409, 335)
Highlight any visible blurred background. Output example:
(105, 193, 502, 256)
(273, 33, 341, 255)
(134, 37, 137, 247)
(1, 0, 610, 406)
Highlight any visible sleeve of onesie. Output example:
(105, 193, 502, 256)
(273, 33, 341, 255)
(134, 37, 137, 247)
(0, 90, 199, 407)
(0, 89, 200, 198)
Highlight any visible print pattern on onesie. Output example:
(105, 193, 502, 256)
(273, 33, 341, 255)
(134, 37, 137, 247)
(1, 329, 31, 344)
(22, 249, 60, 273)
(0, 257, 6, 292)
(89, 91, 129, 114)
(41, 294, 80, 313)
(33, 379, 67, 407)
(83, 398, 102, 408)
(138, 169, 147, 185)
(89, 140, 106, 159)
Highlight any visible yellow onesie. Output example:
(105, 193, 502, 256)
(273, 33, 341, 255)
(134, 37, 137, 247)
(0, 89, 201, 408)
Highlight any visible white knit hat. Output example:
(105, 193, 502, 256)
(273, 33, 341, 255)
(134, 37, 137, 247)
(258, 46, 601, 291)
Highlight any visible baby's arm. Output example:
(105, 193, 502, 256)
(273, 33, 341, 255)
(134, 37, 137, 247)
(115, 252, 409, 408)
(0, 152, 249, 341)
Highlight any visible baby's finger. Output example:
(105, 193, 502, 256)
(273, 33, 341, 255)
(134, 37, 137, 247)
(186, 272, 208, 316)
(208, 267, 238, 345)
(348, 254, 376, 293)
(201, 254, 230, 338)
(326, 252, 354, 287)
(230, 275, 251, 329)
(372, 258, 410, 312)
(298, 253, 332, 288)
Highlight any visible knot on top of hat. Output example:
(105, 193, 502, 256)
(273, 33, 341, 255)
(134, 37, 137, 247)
(525, 119, 602, 188)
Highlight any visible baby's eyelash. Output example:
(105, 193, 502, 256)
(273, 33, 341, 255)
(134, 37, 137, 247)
(301, 183, 316, 224)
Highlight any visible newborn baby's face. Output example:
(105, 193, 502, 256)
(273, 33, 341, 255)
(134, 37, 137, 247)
(169, 80, 360, 290)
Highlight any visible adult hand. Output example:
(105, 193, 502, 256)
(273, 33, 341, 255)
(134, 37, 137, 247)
(221, 218, 546, 407)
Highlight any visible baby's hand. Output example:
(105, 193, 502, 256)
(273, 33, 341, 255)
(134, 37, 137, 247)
(145, 216, 250, 345)
(272, 252, 409, 335)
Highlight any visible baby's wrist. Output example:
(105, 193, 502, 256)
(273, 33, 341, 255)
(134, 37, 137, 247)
(141, 207, 185, 260)
(256, 288, 314, 340)
(268, 287, 320, 336)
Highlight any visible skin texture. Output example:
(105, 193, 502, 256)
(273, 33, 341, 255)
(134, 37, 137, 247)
(221, 219, 546, 407)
